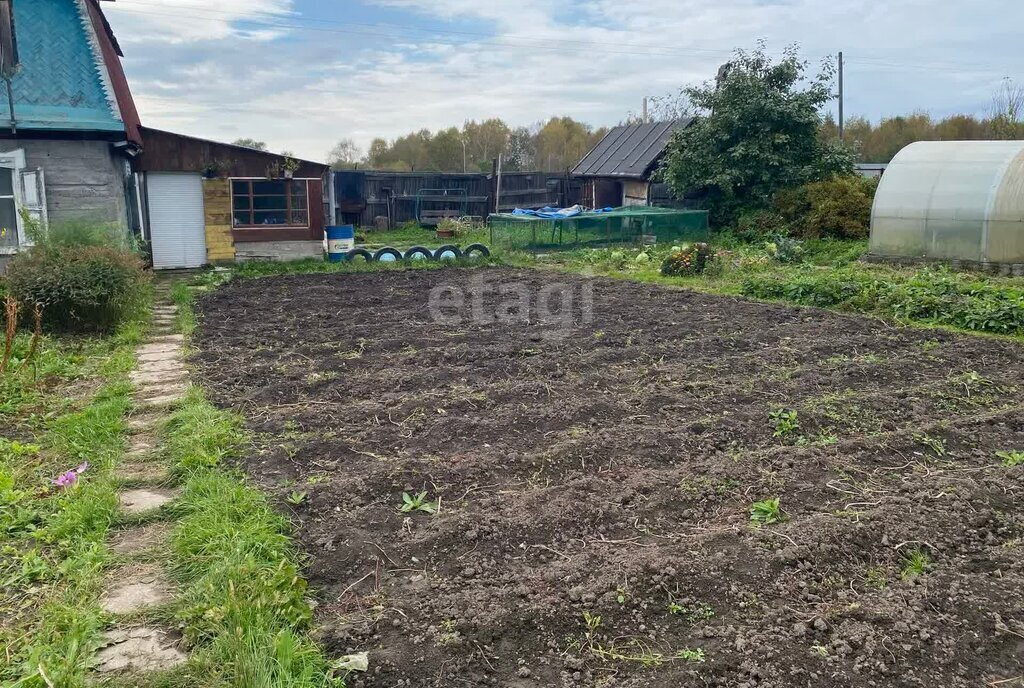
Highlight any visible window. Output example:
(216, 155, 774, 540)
(0, 168, 15, 249)
(231, 180, 309, 227)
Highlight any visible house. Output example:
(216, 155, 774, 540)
(0, 0, 330, 271)
(572, 119, 690, 208)
(135, 128, 329, 268)
(0, 0, 143, 269)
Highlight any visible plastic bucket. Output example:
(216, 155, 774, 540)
(326, 225, 355, 262)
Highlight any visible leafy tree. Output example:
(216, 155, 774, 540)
(463, 118, 511, 171)
(661, 44, 854, 225)
(231, 138, 268, 151)
(534, 117, 607, 172)
(504, 126, 537, 171)
(326, 138, 363, 169)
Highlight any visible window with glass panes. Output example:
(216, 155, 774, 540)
(231, 179, 309, 227)
(0, 169, 18, 249)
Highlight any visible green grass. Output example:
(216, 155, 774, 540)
(158, 295, 340, 687)
(0, 325, 139, 687)
(359, 220, 489, 248)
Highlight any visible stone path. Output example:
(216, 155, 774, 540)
(95, 287, 190, 677)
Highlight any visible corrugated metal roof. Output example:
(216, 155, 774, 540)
(572, 119, 690, 179)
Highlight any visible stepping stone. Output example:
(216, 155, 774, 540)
(119, 488, 177, 514)
(131, 368, 188, 386)
(109, 522, 172, 556)
(137, 384, 188, 404)
(125, 436, 156, 457)
(119, 461, 169, 484)
(135, 359, 186, 374)
(101, 567, 174, 614)
(127, 414, 164, 433)
(136, 343, 181, 357)
(138, 351, 179, 364)
(95, 626, 187, 674)
(138, 393, 185, 409)
(150, 334, 184, 344)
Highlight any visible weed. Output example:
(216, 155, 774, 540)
(997, 450, 1024, 467)
(769, 409, 799, 438)
(286, 490, 308, 505)
(900, 548, 931, 580)
(573, 612, 704, 667)
(864, 566, 888, 590)
(912, 432, 946, 457)
(399, 491, 439, 514)
(668, 600, 715, 624)
(750, 498, 785, 526)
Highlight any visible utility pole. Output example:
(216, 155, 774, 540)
(838, 51, 845, 141)
(642, 97, 648, 123)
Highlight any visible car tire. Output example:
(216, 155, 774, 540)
(374, 247, 404, 263)
(463, 243, 491, 259)
(404, 246, 434, 261)
(346, 248, 373, 262)
(434, 244, 463, 261)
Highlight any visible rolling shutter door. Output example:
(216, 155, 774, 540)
(148, 173, 206, 269)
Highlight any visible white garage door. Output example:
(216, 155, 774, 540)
(148, 173, 206, 269)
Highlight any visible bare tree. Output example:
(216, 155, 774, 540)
(326, 138, 363, 169)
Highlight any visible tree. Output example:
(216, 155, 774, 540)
(504, 126, 537, 171)
(231, 138, 268, 151)
(661, 43, 855, 225)
(534, 117, 606, 171)
(991, 78, 1024, 140)
(326, 138, 362, 169)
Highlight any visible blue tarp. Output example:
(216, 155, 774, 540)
(510, 205, 614, 219)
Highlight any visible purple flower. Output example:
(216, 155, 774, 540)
(52, 463, 88, 489)
(53, 471, 78, 488)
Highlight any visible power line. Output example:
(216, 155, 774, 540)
(107, 1, 1022, 76)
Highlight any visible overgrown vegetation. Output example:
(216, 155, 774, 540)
(0, 301, 141, 686)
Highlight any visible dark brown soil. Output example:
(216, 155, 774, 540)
(193, 267, 1024, 688)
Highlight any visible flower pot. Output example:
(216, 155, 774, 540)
(436, 228, 455, 239)
(284, 170, 294, 179)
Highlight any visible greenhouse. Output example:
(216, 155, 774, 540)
(869, 141, 1024, 268)
(488, 206, 709, 252)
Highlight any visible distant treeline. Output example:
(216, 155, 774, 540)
(822, 112, 1024, 164)
(356, 117, 608, 173)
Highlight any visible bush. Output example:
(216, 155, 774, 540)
(735, 210, 790, 242)
(661, 243, 716, 276)
(5, 246, 149, 332)
(765, 235, 805, 264)
(775, 175, 877, 240)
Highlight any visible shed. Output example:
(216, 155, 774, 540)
(572, 119, 691, 208)
(869, 141, 1024, 268)
(135, 128, 329, 269)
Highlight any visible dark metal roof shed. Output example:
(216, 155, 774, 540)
(572, 119, 690, 180)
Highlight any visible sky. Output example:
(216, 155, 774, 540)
(103, 0, 1024, 163)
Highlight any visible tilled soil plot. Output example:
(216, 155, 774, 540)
(193, 268, 1024, 688)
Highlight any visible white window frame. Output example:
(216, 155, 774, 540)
(0, 148, 26, 254)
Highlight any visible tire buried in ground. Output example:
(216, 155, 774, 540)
(463, 243, 491, 260)
(373, 247, 404, 263)
(403, 246, 434, 261)
(345, 248, 373, 262)
(433, 244, 462, 261)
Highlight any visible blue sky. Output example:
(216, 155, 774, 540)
(104, 0, 1024, 162)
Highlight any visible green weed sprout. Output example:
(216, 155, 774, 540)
(750, 498, 785, 526)
(400, 491, 439, 514)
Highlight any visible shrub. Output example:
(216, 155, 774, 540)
(765, 235, 805, 264)
(5, 246, 148, 333)
(775, 175, 877, 240)
(735, 210, 789, 242)
(661, 243, 716, 276)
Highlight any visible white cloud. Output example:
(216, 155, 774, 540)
(105, 0, 1024, 161)
(105, 0, 294, 43)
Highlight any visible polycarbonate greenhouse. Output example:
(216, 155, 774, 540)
(869, 141, 1024, 269)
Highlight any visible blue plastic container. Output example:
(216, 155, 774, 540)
(326, 225, 355, 262)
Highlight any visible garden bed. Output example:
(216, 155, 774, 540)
(192, 267, 1024, 687)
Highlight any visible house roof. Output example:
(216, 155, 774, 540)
(136, 127, 328, 178)
(572, 119, 690, 180)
